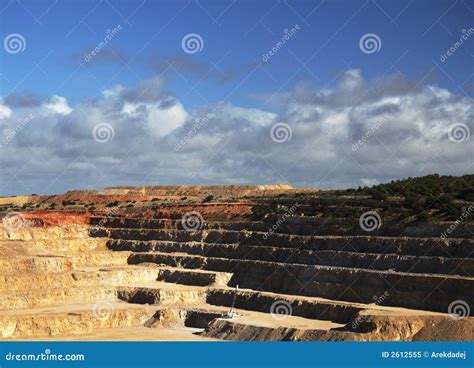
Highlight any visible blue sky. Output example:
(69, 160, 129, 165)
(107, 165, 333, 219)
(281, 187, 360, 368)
(0, 0, 473, 195)
(2, 0, 472, 109)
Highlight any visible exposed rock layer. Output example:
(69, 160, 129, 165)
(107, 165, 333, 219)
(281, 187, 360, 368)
(0, 187, 472, 341)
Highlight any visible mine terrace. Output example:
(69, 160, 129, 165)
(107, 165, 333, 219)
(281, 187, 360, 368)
(0, 178, 473, 341)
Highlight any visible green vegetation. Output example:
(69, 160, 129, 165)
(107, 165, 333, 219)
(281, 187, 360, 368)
(202, 195, 214, 203)
(106, 201, 121, 207)
(338, 174, 474, 200)
(61, 200, 76, 206)
(334, 174, 474, 221)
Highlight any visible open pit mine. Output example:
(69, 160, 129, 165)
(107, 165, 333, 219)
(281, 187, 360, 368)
(0, 185, 472, 341)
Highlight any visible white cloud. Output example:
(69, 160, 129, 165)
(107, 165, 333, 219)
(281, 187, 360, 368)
(361, 178, 379, 187)
(0, 70, 472, 195)
(122, 100, 188, 138)
(42, 95, 72, 115)
(0, 102, 12, 119)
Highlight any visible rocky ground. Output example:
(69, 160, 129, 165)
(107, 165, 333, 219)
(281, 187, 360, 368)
(0, 183, 472, 341)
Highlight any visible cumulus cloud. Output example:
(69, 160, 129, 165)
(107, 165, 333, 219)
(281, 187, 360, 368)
(0, 102, 12, 120)
(0, 70, 472, 195)
(42, 95, 73, 115)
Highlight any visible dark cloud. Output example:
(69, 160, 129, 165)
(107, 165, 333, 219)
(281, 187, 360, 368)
(118, 76, 176, 104)
(150, 54, 234, 83)
(4, 92, 43, 108)
(0, 70, 472, 196)
(70, 48, 129, 66)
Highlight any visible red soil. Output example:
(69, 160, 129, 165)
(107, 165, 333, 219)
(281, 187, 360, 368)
(119, 203, 255, 220)
(20, 211, 90, 227)
(47, 194, 154, 204)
